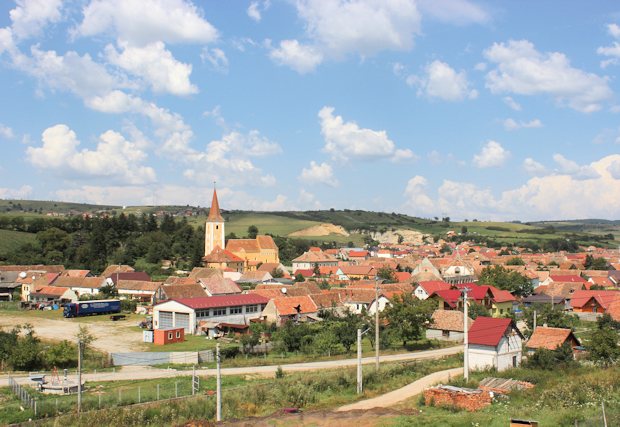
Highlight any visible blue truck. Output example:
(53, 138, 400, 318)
(63, 299, 121, 318)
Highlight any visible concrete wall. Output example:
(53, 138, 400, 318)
(426, 329, 464, 342)
(468, 334, 522, 372)
(111, 351, 198, 366)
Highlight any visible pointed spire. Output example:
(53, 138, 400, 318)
(207, 186, 224, 222)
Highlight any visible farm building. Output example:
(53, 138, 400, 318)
(468, 317, 524, 372)
(153, 294, 269, 334)
(426, 309, 472, 342)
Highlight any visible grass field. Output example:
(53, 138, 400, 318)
(0, 229, 36, 254)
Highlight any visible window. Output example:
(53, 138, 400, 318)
(442, 330, 450, 337)
(168, 332, 173, 340)
(213, 308, 226, 316)
(176, 331, 181, 338)
(230, 306, 242, 314)
(246, 305, 258, 313)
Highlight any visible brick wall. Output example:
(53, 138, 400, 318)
(424, 387, 492, 412)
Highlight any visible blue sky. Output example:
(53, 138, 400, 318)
(1, 0, 620, 221)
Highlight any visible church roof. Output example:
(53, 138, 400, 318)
(207, 188, 224, 222)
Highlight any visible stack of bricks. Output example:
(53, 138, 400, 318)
(424, 386, 493, 412)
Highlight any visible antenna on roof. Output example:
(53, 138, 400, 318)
(281, 287, 287, 294)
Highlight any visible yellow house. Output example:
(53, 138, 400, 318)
(226, 236, 279, 271)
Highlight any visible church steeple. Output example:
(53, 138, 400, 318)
(207, 187, 224, 222)
(205, 185, 225, 257)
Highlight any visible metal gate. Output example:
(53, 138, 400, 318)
(159, 311, 173, 329)
(175, 312, 190, 332)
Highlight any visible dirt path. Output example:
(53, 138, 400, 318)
(335, 367, 463, 411)
(0, 312, 143, 353)
(2, 346, 462, 387)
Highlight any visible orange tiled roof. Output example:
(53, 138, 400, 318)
(526, 327, 580, 350)
(273, 295, 318, 315)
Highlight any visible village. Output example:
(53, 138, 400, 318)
(1, 190, 619, 425)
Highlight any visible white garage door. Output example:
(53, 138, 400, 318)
(175, 312, 190, 332)
(159, 311, 173, 329)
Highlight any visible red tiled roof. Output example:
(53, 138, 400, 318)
(31, 286, 69, 297)
(199, 277, 242, 295)
(431, 289, 462, 308)
(166, 294, 269, 309)
(468, 317, 515, 347)
(430, 309, 472, 332)
(203, 246, 244, 263)
(550, 275, 587, 284)
(256, 235, 278, 250)
(394, 272, 411, 282)
(273, 295, 318, 315)
(348, 250, 369, 257)
(417, 281, 451, 294)
(570, 290, 620, 309)
(226, 239, 260, 253)
(526, 327, 580, 350)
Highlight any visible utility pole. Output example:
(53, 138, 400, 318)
(77, 339, 82, 414)
(462, 287, 470, 382)
(533, 309, 537, 331)
(356, 328, 362, 394)
(216, 343, 222, 422)
(375, 277, 380, 371)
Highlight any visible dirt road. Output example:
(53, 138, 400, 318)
(0, 312, 143, 353)
(2, 346, 462, 387)
(335, 367, 463, 411)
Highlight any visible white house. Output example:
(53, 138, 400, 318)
(153, 294, 269, 334)
(467, 317, 523, 372)
(413, 281, 451, 300)
(52, 276, 105, 297)
(292, 251, 338, 272)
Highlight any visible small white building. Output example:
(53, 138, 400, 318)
(426, 309, 472, 342)
(153, 294, 269, 334)
(467, 316, 523, 372)
(413, 281, 451, 300)
(292, 251, 338, 272)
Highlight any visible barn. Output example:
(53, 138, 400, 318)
(153, 294, 269, 334)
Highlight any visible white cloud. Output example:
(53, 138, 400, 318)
(409, 60, 477, 101)
(0, 124, 14, 139)
(417, 0, 490, 25)
(502, 96, 521, 111)
(472, 140, 509, 168)
(105, 41, 197, 95)
(27, 124, 156, 185)
(523, 158, 547, 175)
(247, 1, 270, 22)
(319, 106, 413, 162)
(0, 185, 33, 199)
(403, 155, 620, 220)
(403, 175, 435, 214)
(597, 23, 620, 67)
(299, 161, 338, 186)
(503, 118, 542, 131)
(74, 0, 218, 46)
(201, 47, 229, 73)
(298, 189, 321, 209)
(484, 39, 612, 113)
(9, 0, 63, 40)
(552, 154, 600, 180)
(271, 0, 420, 72)
(0, 27, 15, 55)
(269, 39, 324, 74)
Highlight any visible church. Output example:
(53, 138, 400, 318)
(203, 188, 279, 272)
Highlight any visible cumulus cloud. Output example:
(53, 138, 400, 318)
(403, 155, 620, 220)
(299, 161, 338, 186)
(105, 41, 197, 95)
(74, 0, 218, 46)
(0, 124, 14, 139)
(269, 39, 323, 74)
(408, 60, 477, 101)
(0, 185, 33, 199)
(503, 118, 542, 131)
(319, 106, 414, 162)
(472, 140, 509, 168)
(484, 39, 612, 112)
(270, 0, 420, 72)
(247, 1, 270, 22)
(26, 124, 156, 185)
(403, 175, 435, 213)
(552, 154, 600, 180)
(9, 0, 63, 40)
(417, 0, 490, 25)
(523, 158, 547, 175)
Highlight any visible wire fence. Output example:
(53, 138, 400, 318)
(5, 376, 205, 421)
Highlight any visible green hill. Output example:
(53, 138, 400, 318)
(0, 229, 37, 254)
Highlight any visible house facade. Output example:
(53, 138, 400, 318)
(468, 317, 524, 372)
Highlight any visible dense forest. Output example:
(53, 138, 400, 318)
(0, 214, 321, 274)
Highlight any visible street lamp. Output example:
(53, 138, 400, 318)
(357, 327, 371, 394)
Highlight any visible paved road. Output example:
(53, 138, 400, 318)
(336, 367, 463, 411)
(2, 346, 461, 387)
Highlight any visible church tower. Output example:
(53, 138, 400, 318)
(205, 187, 225, 256)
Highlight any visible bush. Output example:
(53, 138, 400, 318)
(220, 346, 240, 359)
(120, 299, 137, 313)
